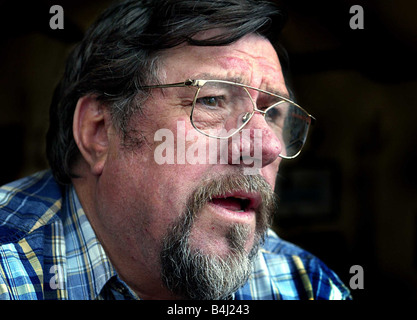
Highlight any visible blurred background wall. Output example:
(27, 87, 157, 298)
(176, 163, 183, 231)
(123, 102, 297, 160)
(0, 0, 416, 300)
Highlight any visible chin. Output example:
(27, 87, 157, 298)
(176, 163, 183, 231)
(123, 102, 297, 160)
(189, 222, 256, 260)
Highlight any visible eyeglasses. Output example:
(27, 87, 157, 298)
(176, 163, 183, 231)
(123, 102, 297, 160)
(144, 79, 315, 159)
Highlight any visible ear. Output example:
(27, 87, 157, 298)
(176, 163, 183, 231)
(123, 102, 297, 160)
(73, 95, 111, 176)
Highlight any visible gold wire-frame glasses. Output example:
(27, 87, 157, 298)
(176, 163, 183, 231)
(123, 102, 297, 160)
(144, 79, 316, 159)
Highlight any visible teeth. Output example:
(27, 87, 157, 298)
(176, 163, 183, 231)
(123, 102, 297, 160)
(235, 210, 245, 213)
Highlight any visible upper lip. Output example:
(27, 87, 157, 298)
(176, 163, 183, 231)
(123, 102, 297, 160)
(210, 190, 262, 211)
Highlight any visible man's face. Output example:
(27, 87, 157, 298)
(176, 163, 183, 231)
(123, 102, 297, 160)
(95, 33, 287, 299)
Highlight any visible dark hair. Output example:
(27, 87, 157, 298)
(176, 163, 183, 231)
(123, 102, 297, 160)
(46, 0, 287, 185)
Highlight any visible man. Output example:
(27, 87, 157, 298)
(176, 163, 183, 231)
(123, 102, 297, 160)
(0, 0, 351, 300)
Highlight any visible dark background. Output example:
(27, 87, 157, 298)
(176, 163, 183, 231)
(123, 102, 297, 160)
(0, 0, 416, 300)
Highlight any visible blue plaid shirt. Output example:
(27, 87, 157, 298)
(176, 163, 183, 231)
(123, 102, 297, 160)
(0, 170, 351, 300)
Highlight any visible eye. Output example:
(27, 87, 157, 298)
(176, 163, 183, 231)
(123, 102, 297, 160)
(265, 106, 282, 123)
(196, 96, 224, 109)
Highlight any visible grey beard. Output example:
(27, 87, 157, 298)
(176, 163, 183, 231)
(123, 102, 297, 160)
(160, 172, 277, 300)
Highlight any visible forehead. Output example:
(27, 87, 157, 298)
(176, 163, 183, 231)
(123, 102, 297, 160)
(160, 34, 286, 94)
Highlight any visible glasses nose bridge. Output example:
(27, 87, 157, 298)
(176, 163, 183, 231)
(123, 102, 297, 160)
(253, 107, 266, 116)
(241, 86, 267, 122)
(239, 110, 273, 145)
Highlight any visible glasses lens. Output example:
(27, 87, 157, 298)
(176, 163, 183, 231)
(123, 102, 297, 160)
(253, 90, 311, 158)
(191, 81, 254, 138)
(269, 102, 311, 158)
(191, 81, 312, 158)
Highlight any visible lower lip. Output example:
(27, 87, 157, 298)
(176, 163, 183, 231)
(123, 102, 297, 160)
(207, 201, 255, 223)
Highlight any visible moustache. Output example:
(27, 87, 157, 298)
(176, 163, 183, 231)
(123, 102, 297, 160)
(186, 172, 278, 230)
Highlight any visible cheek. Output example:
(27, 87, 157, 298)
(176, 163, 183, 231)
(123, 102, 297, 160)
(153, 114, 214, 173)
(110, 143, 200, 234)
(261, 158, 281, 188)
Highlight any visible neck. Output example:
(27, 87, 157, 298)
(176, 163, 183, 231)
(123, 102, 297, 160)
(71, 165, 181, 300)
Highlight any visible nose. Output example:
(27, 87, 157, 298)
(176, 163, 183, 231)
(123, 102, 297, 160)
(225, 112, 282, 169)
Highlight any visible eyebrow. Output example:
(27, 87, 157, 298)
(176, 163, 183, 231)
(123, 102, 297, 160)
(191, 72, 290, 99)
(192, 72, 243, 84)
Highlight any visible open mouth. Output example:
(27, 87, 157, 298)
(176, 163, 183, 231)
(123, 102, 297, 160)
(211, 197, 250, 213)
(209, 191, 261, 213)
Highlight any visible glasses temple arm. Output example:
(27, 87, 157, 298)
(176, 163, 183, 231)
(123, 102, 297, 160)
(142, 79, 195, 89)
